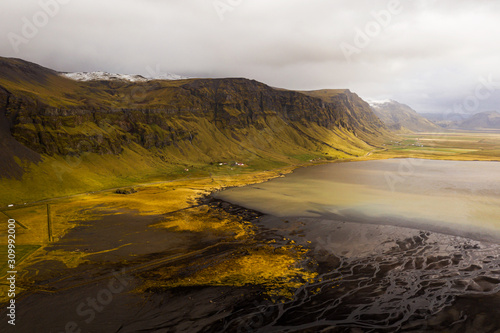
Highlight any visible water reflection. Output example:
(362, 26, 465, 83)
(216, 159, 500, 241)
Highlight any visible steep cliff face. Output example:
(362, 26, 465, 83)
(301, 89, 389, 140)
(0, 57, 392, 202)
(0, 86, 41, 179)
(1, 75, 388, 158)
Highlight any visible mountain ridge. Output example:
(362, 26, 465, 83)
(458, 110, 500, 130)
(369, 99, 441, 133)
(0, 56, 393, 204)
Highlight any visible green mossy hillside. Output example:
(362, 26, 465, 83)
(0, 57, 394, 204)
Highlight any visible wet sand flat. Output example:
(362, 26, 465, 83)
(0, 170, 316, 333)
(223, 215, 500, 332)
(211, 159, 500, 331)
(3, 160, 500, 332)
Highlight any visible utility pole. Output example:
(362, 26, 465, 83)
(47, 204, 53, 242)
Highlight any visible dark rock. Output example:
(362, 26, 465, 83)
(115, 188, 137, 195)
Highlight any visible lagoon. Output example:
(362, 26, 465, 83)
(216, 158, 500, 241)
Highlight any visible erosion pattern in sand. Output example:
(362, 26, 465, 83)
(213, 159, 500, 331)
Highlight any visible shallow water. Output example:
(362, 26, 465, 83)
(211, 159, 500, 332)
(216, 159, 500, 242)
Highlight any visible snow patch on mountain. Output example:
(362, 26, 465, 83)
(149, 73, 188, 81)
(60, 71, 148, 82)
(367, 99, 395, 106)
(60, 71, 188, 82)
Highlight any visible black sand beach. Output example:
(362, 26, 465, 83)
(2, 199, 500, 332)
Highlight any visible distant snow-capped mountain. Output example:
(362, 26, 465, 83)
(368, 99, 441, 133)
(59, 71, 188, 82)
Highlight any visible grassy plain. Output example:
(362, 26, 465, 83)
(373, 131, 500, 161)
(0, 166, 318, 302)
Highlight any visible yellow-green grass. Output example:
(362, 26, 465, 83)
(373, 132, 500, 161)
(299, 89, 350, 102)
(140, 244, 317, 298)
(2, 68, 389, 206)
(0, 72, 195, 109)
(0, 168, 295, 245)
(2, 130, 498, 301)
(0, 167, 320, 302)
(0, 245, 41, 278)
(1, 115, 375, 206)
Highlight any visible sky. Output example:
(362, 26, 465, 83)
(2, 0, 500, 113)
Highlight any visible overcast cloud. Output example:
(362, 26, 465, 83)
(2, 0, 500, 113)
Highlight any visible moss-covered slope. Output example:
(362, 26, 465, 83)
(0, 57, 393, 204)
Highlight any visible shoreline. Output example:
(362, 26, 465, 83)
(0, 168, 320, 323)
(4, 148, 500, 209)
(2, 153, 500, 331)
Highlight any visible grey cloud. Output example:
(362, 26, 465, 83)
(1, 0, 500, 113)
